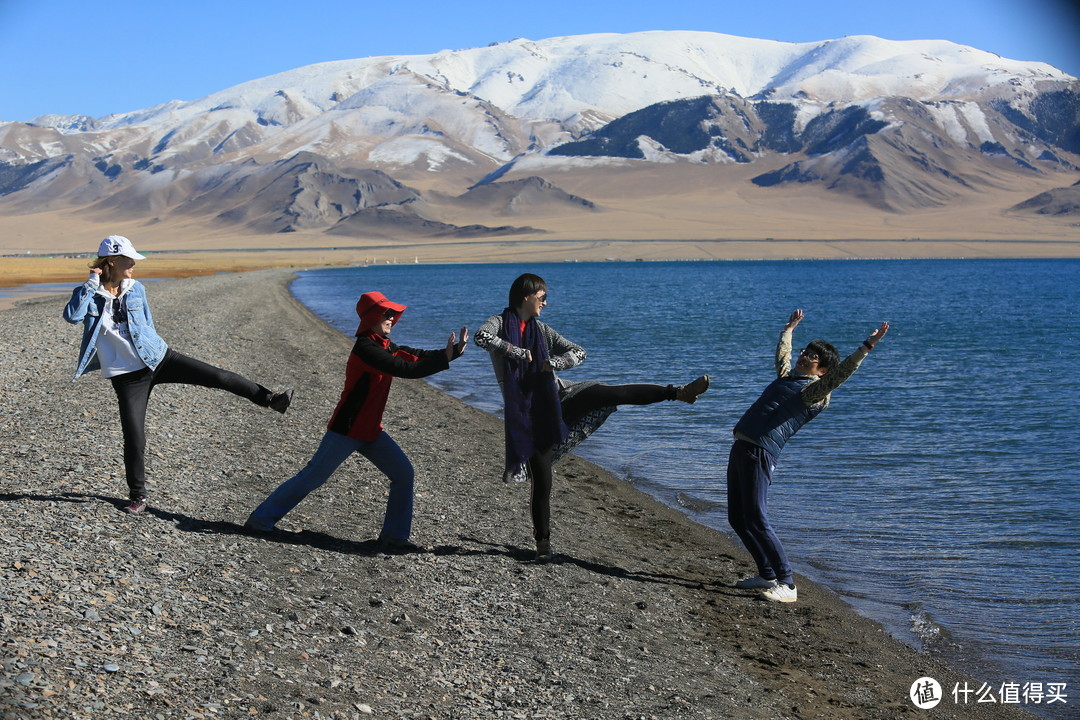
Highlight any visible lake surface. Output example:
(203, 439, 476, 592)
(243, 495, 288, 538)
(291, 259, 1079, 705)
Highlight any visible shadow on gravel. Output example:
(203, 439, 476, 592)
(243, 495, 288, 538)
(2, 493, 718, 587)
(460, 535, 709, 590)
(3, 491, 455, 557)
(0, 491, 91, 504)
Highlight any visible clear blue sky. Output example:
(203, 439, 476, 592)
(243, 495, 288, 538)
(1, 0, 1077, 121)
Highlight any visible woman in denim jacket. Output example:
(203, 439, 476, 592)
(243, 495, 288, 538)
(64, 235, 293, 515)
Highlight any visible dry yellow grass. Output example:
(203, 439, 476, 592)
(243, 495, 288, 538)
(1, 163, 1077, 307)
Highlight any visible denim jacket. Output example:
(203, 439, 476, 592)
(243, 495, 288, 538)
(63, 276, 168, 381)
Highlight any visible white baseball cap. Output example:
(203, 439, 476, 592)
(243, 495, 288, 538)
(97, 235, 146, 260)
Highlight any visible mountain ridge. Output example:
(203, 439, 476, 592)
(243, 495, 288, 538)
(1, 30, 1077, 243)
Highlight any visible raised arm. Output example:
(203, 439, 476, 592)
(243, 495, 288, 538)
(63, 272, 102, 324)
(775, 309, 803, 377)
(802, 320, 889, 405)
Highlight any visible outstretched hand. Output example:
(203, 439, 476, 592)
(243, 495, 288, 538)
(866, 321, 890, 348)
(446, 327, 470, 361)
(784, 309, 804, 331)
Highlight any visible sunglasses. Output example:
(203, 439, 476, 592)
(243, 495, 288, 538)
(111, 298, 127, 325)
(535, 292, 548, 303)
(799, 348, 820, 362)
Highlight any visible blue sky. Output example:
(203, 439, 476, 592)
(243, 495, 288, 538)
(1, 0, 1077, 121)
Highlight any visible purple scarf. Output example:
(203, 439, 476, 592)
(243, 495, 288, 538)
(501, 307, 568, 474)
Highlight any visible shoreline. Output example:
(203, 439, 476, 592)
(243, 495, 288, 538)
(0, 269, 1043, 719)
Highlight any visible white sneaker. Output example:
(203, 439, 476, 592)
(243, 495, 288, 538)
(762, 583, 797, 603)
(734, 576, 778, 589)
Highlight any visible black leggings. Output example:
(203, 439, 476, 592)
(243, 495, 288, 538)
(529, 383, 674, 542)
(110, 349, 273, 499)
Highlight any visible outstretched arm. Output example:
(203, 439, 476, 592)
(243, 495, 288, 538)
(355, 337, 450, 379)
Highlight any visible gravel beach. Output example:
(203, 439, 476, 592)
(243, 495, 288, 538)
(0, 269, 1036, 720)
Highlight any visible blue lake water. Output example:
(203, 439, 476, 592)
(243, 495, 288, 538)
(291, 259, 1079, 703)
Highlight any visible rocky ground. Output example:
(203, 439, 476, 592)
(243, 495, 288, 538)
(0, 269, 1037, 719)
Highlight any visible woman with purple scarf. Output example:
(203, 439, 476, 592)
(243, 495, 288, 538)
(475, 273, 710, 561)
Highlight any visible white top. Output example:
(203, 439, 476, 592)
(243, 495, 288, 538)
(95, 280, 147, 378)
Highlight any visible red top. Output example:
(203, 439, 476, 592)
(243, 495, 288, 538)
(327, 331, 448, 442)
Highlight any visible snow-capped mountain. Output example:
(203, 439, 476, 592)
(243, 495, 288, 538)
(1, 31, 1077, 236)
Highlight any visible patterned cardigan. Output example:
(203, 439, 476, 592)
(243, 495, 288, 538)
(474, 313, 588, 393)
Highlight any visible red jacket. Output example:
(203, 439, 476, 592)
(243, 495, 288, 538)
(327, 332, 449, 442)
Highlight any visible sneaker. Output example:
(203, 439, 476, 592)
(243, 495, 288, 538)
(676, 375, 710, 403)
(269, 389, 294, 414)
(762, 583, 798, 603)
(124, 497, 148, 515)
(734, 575, 778, 590)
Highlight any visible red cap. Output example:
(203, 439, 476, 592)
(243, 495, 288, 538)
(355, 291, 406, 335)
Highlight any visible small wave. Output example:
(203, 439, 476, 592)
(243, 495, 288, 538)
(910, 610, 958, 654)
(675, 492, 723, 512)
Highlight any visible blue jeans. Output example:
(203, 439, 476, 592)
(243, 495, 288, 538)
(248, 430, 415, 540)
(726, 440, 793, 585)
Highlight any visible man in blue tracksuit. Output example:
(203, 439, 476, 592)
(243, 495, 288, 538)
(728, 309, 889, 602)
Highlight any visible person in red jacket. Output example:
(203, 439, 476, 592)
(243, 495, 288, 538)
(245, 292, 468, 550)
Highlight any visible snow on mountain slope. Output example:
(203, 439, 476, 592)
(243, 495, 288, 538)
(20, 30, 1073, 139)
(1, 30, 1076, 231)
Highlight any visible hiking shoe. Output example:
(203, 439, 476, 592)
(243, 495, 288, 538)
(269, 389, 294, 414)
(378, 536, 431, 553)
(534, 538, 554, 562)
(124, 497, 148, 515)
(676, 375, 710, 403)
(762, 583, 798, 603)
(735, 575, 778, 590)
